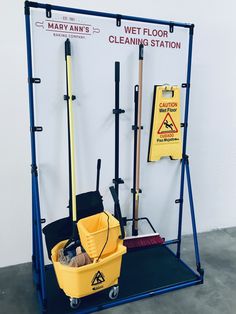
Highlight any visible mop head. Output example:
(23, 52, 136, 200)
(124, 234, 164, 250)
(58, 246, 92, 267)
(69, 246, 92, 267)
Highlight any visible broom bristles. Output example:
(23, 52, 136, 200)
(124, 234, 164, 250)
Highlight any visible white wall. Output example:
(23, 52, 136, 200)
(0, 0, 236, 267)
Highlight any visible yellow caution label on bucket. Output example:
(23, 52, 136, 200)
(148, 85, 182, 161)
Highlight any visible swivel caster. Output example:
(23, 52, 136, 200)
(69, 298, 81, 309)
(109, 285, 119, 300)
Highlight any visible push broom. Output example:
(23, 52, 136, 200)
(124, 44, 164, 249)
(132, 44, 144, 236)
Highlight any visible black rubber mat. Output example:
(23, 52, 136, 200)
(44, 245, 200, 314)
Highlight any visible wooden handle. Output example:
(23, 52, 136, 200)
(134, 45, 144, 231)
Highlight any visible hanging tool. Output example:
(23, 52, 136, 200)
(132, 44, 144, 236)
(125, 45, 164, 249)
(63, 39, 104, 254)
(113, 61, 125, 218)
(63, 38, 80, 254)
(43, 39, 104, 258)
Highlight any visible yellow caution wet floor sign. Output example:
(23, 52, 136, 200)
(148, 85, 182, 161)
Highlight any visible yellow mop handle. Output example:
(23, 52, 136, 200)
(66, 50, 77, 223)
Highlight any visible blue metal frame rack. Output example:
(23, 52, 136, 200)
(24, 1, 204, 313)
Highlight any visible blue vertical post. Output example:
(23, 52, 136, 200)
(25, 2, 47, 306)
(176, 24, 194, 258)
(32, 181, 36, 269)
(185, 158, 202, 273)
(32, 181, 39, 279)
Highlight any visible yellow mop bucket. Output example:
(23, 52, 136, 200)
(51, 240, 126, 299)
(77, 211, 121, 259)
(51, 187, 126, 308)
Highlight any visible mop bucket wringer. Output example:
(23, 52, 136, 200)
(51, 187, 126, 308)
(77, 211, 121, 259)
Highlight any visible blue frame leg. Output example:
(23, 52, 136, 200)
(176, 25, 194, 258)
(185, 158, 204, 278)
(176, 157, 186, 258)
(25, 5, 47, 309)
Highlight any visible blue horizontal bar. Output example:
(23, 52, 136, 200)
(74, 278, 202, 314)
(27, 1, 192, 29)
(164, 239, 179, 245)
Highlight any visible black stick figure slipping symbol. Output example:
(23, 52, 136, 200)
(164, 120, 173, 130)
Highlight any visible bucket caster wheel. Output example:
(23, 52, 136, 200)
(69, 298, 81, 309)
(109, 285, 119, 300)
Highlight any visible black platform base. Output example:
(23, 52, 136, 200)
(44, 245, 202, 314)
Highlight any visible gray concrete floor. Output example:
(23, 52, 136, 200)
(0, 227, 236, 314)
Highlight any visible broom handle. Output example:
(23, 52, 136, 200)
(65, 39, 77, 223)
(134, 44, 144, 231)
